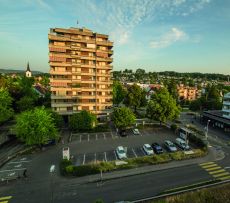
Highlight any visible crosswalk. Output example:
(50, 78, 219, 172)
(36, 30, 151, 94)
(200, 162, 230, 181)
(0, 196, 12, 203)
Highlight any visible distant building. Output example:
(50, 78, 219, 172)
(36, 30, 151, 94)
(177, 84, 200, 101)
(25, 62, 32, 77)
(202, 92, 230, 132)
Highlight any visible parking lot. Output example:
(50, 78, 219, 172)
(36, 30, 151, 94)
(0, 157, 31, 182)
(71, 127, 193, 166)
(70, 128, 156, 143)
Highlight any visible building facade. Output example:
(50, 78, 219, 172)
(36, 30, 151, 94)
(48, 27, 113, 117)
(223, 92, 230, 119)
(177, 84, 200, 101)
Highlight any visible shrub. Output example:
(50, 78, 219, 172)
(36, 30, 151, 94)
(188, 133, 207, 148)
(60, 159, 72, 176)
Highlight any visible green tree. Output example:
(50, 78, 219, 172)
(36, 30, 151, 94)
(69, 110, 97, 132)
(15, 107, 58, 146)
(112, 81, 127, 105)
(47, 109, 64, 130)
(16, 96, 35, 112)
(0, 88, 14, 124)
(112, 107, 136, 129)
(124, 83, 143, 112)
(146, 88, 180, 124)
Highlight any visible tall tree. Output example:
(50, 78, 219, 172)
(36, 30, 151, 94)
(15, 107, 58, 146)
(0, 88, 14, 124)
(146, 88, 180, 124)
(112, 81, 127, 105)
(124, 83, 143, 112)
(69, 110, 97, 132)
(112, 107, 136, 129)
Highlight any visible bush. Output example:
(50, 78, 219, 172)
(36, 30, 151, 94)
(188, 133, 207, 149)
(171, 124, 178, 132)
(60, 159, 72, 176)
(170, 149, 207, 161)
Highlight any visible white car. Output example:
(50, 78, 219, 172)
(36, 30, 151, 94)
(143, 144, 154, 155)
(116, 146, 127, 159)
(132, 128, 140, 135)
(165, 140, 177, 152)
(175, 138, 190, 150)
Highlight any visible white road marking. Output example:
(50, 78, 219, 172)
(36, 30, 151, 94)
(104, 152, 107, 162)
(80, 134, 82, 142)
(111, 132, 114, 139)
(104, 133, 106, 140)
(224, 166, 230, 169)
(0, 168, 26, 173)
(96, 134, 98, 140)
(88, 134, 90, 142)
(8, 160, 30, 164)
(114, 151, 118, 160)
(83, 154, 85, 165)
(132, 148, 138, 158)
(94, 153, 97, 164)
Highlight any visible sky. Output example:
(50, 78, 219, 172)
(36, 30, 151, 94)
(0, 0, 230, 74)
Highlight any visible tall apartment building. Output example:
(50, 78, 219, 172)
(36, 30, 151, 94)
(223, 92, 230, 119)
(48, 27, 113, 117)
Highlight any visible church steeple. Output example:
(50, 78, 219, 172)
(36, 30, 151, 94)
(26, 62, 31, 72)
(25, 62, 32, 77)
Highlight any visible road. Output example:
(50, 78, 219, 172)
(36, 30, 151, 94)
(0, 119, 230, 203)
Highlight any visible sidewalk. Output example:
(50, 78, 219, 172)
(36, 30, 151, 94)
(60, 146, 225, 185)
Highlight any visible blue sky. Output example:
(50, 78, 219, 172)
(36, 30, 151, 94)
(0, 0, 230, 74)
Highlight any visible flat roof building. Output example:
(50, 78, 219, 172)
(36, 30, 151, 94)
(48, 27, 113, 117)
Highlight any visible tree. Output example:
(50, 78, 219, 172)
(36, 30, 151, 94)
(124, 83, 143, 112)
(146, 88, 180, 124)
(112, 107, 136, 129)
(0, 88, 14, 124)
(47, 109, 64, 130)
(69, 110, 97, 132)
(16, 96, 35, 112)
(15, 107, 58, 146)
(167, 79, 179, 100)
(112, 81, 127, 105)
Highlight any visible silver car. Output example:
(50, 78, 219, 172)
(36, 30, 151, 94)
(165, 140, 177, 152)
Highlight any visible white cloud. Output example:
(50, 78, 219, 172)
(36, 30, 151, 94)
(150, 27, 188, 48)
(75, 0, 211, 45)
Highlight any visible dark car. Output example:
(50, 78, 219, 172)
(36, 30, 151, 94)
(119, 129, 127, 137)
(151, 143, 163, 154)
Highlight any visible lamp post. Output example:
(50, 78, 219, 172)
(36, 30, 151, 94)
(50, 165, 55, 203)
(205, 120, 211, 139)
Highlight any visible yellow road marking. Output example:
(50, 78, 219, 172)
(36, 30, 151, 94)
(199, 162, 215, 166)
(213, 172, 230, 178)
(205, 166, 221, 171)
(201, 164, 218, 169)
(209, 169, 226, 174)
(219, 175, 230, 181)
(0, 196, 12, 201)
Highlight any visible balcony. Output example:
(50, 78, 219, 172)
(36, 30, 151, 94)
(48, 34, 70, 41)
(50, 78, 72, 83)
(49, 62, 72, 66)
(51, 102, 74, 108)
(50, 70, 72, 75)
(96, 40, 113, 46)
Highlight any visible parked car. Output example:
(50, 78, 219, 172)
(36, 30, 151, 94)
(175, 137, 190, 150)
(151, 143, 163, 154)
(143, 144, 154, 155)
(132, 128, 140, 135)
(164, 140, 177, 152)
(116, 146, 127, 159)
(119, 129, 127, 137)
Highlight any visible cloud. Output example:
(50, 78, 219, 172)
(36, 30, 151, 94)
(150, 27, 188, 48)
(73, 0, 211, 45)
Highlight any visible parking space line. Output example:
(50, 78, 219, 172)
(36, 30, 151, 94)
(83, 154, 85, 165)
(104, 152, 107, 162)
(88, 134, 90, 142)
(114, 151, 118, 160)
(96, 134, 98, 140)
(111, 132, 114, 139)
(80, 134, 82, 142)
(94, 153, 97, 164)
(103, 133, 106, 140)
(141, 148, 146, 155)
(132, 148, 137, 158)
(8, 160, 30, 164)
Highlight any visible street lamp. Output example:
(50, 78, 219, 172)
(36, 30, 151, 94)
(50, 165, 55, 203)
(205, 120, 211, 139)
